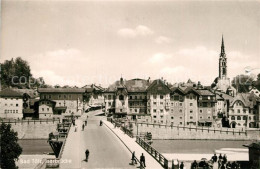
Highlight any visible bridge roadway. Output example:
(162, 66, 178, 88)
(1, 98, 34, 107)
(60, 110, 138, 169)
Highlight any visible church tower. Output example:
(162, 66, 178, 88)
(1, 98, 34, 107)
(219, 35, 227, 79)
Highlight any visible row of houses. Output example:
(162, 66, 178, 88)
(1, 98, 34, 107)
(0, 78, 259, 129)
(0, 84, 104, 120)
(103, 78, 260, 129)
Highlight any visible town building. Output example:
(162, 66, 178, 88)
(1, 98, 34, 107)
(82, 84, 105, 110)
(0, 88, 24, 119)
(228, 93, 259, 129)
(0, 88, 37, 119)
(104, 78, 151, 121)
(37, 88, 85, 118)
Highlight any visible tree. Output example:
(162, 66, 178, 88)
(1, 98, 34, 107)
(0, 123, 22, 169)
(231, 74, 254, 93)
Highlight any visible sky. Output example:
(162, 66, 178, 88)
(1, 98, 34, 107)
(1, 0, 260, 87)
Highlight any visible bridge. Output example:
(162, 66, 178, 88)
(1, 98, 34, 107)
(57, 110, 163, 169)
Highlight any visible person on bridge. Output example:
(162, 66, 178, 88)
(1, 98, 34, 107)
(219, 154, 223, 160)
(82, 124, 85, 131)
(100, 120, 103, 126)
(131, 151, 137, 165)
(85, 120, 88, 126)
(85, 149, 89, 162)
(212, 153, 218, 163)
(223, 154, 227, 164)
(140, 153, 146, 168)
(180, 162, 184, 169)
(75, 124, 78, 132)
(191, 160, 198, 169)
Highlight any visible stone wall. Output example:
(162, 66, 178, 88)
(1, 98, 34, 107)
(4, 120, 59, 139)
(130, 123, 260, 140)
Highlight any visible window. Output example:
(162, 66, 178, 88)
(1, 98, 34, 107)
(153, 109, 156, 113)
(208, 116, 211, 119)
(200, 116, 203, 119)
(249, 116, 251, 120)
(243, 109, 246, 113)
(16, 104, 19, 107)
(160, 116, 163, 118)
(135, 109, 137, 112)
(108, 102, 111, 106)
(5, 103, 7, 106)
(237, 109, 240, 113)
(160, 102, 163, 105)
(153, 102, 156, 105)
(237, 116, 241, 120)
(179, 103, 182, 106)
(180, 117, 182, 119)
(171, 103, 174, 106)
(180, 122, 182, 125)
(108, 95, 111, 100)
(190, 110, 193, 113)
(49, 95, 51, 99)
(190, 116, 193, 119)
(153, 95, 157, 99)
(47, 108, 49, 111)
(253, 116, 256, 120)
(174, 95, 179, 101)
(64, 95, 67, 99)
(120, 109, 122, 112)
(231, 116, 235, 120)
(16, 110, 18, 113)
(179, 109, 182, 113)
(190, 103, 193, 106)
(13, 110, 15, 113)
(160, 109, 163, 113)
(153, 116, 156, 118)
(59, 95, 61, 99)
(171, 117, 174, 119)
(119, 95, 124, 100)
(42, 108, 44, 111)
(130, 96, 132, 99)
(243, 116, 247, 120)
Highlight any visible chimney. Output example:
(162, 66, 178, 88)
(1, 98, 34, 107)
(120, 77, 123, 85)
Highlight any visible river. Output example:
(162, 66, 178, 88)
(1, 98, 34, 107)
(18, 139, 53, 155)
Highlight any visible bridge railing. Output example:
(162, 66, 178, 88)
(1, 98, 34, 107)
(58, 123, 72, 159)
(121, 125, 134, 138)
(136, 136, 169, 169)
(0, 118, 60, 124)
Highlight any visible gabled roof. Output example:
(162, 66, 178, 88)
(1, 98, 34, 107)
(0, 88, 24, 97)
(171, 87, 185, 95)
(82, 84, 105, 93)
(215, 91, 234, 101)
(230, 93, 259, 108)
(38, 88, 85, 93)
(146, 79, 171, 94)
(184, 87, 200, 95)
(105, 79, 151, 93)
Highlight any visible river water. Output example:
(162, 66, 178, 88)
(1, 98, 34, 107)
(18, 139, 53, 154)
(152, 140, 252, 154)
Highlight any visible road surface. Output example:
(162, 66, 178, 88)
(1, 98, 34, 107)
(60, 110, 136, 168)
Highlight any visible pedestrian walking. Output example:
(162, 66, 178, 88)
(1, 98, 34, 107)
(85, 149, 89, 162)
(140, 153, 146, 168)
(223, 154, 227, 164)
(212, 153, 218, 163)
(219, 154, 223, 160)
(82, 124, 85, 131)
(191, 160, 198, 169)
(180, 162, 184, 169)
(75, 124, 78, 132)
(131, 151, 137, 165)
(100, 120, 103, 126)
(85, 120, 88, 126)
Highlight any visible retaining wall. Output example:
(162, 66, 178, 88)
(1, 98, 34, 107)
(130, 123, 260, 140)
(2, 120, 59, 139)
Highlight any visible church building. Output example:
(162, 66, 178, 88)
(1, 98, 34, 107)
(212, 36, 236, 96)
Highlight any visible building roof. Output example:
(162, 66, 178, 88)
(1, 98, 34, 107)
(38, 88, 85, 93)
(82, 84, 105, 93)
(197, 89, 215, 96)
(171, 87, 185, 95)
(231, 93, 259, 108)
(106, 78, 151, 93)
(13, 89, 38, 98)
(146, 79, 171, 94)
(0, 88, 24, 97)
(215, 91, 234, 101)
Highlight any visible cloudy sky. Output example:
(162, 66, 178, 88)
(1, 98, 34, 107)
(1, 0, 260, 87)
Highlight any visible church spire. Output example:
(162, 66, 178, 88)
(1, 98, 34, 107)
(221, 34, 225, 55)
